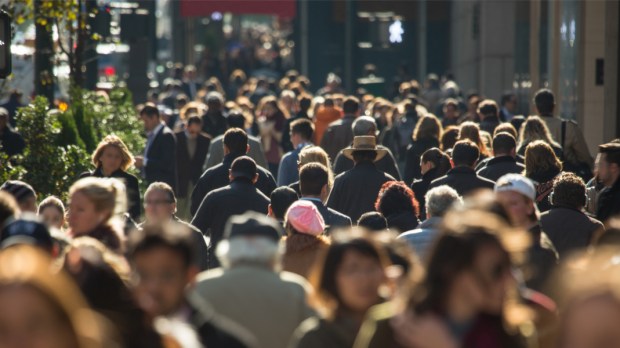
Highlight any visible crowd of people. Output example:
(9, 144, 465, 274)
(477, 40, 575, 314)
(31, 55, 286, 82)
(1, 66, 620, 348)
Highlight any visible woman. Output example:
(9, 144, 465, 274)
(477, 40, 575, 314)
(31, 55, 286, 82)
(459, 121, 491, 160)
(38, 195, 66, 230)
(289, 146, 334, 196)
(517, 116, 563, 159)
(440, 126, 460, 155)
(404, 114, 443, 184)
(290, 231, 389, 348)
(282, 200, 331, 280)
(411, 148, 452, 220)
(0, 245, 106, 348)
(375, 181, 420, 233)
(524, 140, 563, 213)
(81, 135, 141, 220)
(67, 177, 126, 253)
(257, 96, 286, 177)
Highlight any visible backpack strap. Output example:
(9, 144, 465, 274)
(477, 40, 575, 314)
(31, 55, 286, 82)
(561, 120, 566, 149)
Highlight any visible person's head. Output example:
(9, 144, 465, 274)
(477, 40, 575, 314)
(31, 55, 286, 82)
(0, 245, 105, 348)
(494, 174, 538, 227)
(357, 212, 389, 232)
(290, 118, 314, 147)
(0, 180, 37, 213)
(300, 163, 331, 201)
(342, 96, 360, 116)
(92, 135, 134, 173)
(139, 103, 161, 132)
(226, 110, 247, 129)
(216, 212, 284, 269)
(477, 99, 499, 121)
(311, 231, 388, 318)
(127, 222, 197, 317)
(550, 172, 587, 210)
(440, 126, 460, 151)
(352, 116, 378, 137)
(285, 200, 326, 237)
(492, 132, 517, 157)
(229, 156, 259, 185)
(38, 196, 66, 229)
(0, 191, 18, 226)
(374, 182, 419, 222)
(345, 136, 387, 164)
(298, 94, 312, 113)
(68, 178, 125, 236)
(519, 115, 557, 148)
(493, 122, 518, 139)
(0, 108, 8, 131)
(143, 182, 177, 223)
(223, 128, 249, 155)
(268, 187, 298, 221)
(534, 89, 555, 115)
(185, 115, 203, 138)
(420, 148, 452, 176)
(206, 92, 224, 110)
(452, 140, 480, 168)
(524, 140, 562, 178)
(442, 99, 459, 119)
(413, 114, 442, 142)
(425, 185, 462, 219)
(459, 121, 489, 157)
(597, 142, 620, 187)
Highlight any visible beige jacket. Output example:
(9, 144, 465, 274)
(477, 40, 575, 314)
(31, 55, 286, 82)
(539, 115, 593, 167)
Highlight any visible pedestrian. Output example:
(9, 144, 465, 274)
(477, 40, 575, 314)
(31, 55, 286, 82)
(403, 114, 443, 184)
(268, 186, 299, 228)
(459, 121, 491, 160)
(37, 196, 66, 230)
(374, 181, 420, 233)
(595, 141, 620, 223)
(282, 94, 312, 153)
(517, 116, 563, 159)
(257, 96, 286, 177)
(321, 96, 360, 161)
(289, 145, 334, 196)
(499, 91, 519, 122)
(313, 97, 342, 145)
(477, 132, 525, 182)
(411, 148, 452, 219)
(357, 212, 389, 232)
(202, 92, 228, 138)
(478, 99, 501, 134)
(0, 107, 25, 157)
(278, 118, 314, 186)
(523, 140, 563, 213)
(0, 180, 37, 213)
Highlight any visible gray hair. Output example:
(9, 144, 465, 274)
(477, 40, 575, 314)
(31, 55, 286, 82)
(215, 236, 284, 270)
(352, 116, 377, 136)
(425, 185, 462, 218)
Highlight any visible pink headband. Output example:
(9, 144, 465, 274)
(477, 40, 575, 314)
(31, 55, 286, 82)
(285, 200, 326, 236)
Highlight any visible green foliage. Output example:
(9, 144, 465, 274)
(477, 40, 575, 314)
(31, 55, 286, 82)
(0, 151, 26, 184)
(55, 109, 85, 149)
(67, 87, 98, 153)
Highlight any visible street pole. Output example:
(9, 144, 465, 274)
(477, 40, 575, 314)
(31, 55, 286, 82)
(418, 0, 427, 81)
(34, 0, 54, 102)
(344, 0, 354, 92)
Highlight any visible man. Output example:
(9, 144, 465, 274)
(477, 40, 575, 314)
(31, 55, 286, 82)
(0, 180, 37, 213)
(313, 97, 342, 145)
(0, 107, 25, 157)
(191, 156, 270, 268)
(441, 98, 460, 128)
(277, 118, 314, 186)
(398, 185, 462, 259)
(135, 103, 178, 192)
(332, 116, 401, 180)
(495, 174, 558, 292)
(1, 90, 25, 128)
(141, 182, 209, 270)
(596, 142, 620, 222)
(320, 96, 360, 161)
(477, 132, 525, 182)
(327, 136, 396, 221)
(202, 92, 228, 138)
(429, 140, 495, 196)
(541, 172, 604, 258)
(127, 223, 256, 348)
(478, 99, 501, 134)
(391, 100, 418, 163)
(281, 94, 312, 153)
(175, 115, 211, 219)
(316, 72, 344, 96)
(268, 186, 299, 228)
(193, 212, 314, 348)
(181, 65, 201, 101)
(205, 111, 268, 169)
(299, 163, 351, 231)
(533, 89, 593, 168)
(499, 91, 518, 122)
(191, 128, 275, 215)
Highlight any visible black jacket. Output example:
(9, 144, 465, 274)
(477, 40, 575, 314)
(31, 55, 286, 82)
(327, 161, 396, 222)
(145, 125, 178, 192)
(333, 145, 401, 181)
(403, 138, 440, 184)
(477, 156, 525, 182)
(80, 168, 141, 220)
(526, 224, 559, 293)
(540, 207, 603, 259)
(429, 166, 495, 197)
(0, 127, 25, 157)
(201, 111, 228, 139)
(301, 198, 351, 232)
(385, 211, 419, 233)
(191, 179, 270, 268)
(176, 131, 211, 198)
(190, 153, 276, 215)
(411, 167, 444, 220)
(597, 178, 620, 223)
(480, 117, 500, 134)
(528, 168, 561, 213)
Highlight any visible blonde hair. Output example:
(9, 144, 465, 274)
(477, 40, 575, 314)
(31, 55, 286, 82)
(298, 146, 334, 189)
(524, 140, 563, 177)
(69, 177, 127, 218)
(459, 121, 490, 157)
(413, 114, 443, 141)
(91, 135, 134, 171)
(518, 116, 560, 150)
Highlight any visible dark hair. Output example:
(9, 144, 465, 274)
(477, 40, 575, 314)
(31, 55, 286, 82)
(599, 142, 620, 167)
(127, 222, 195, 268)
(324, 98, 335, 107)
(494, 123, 518, 139)
(441, 126, 460, 151)
(478, 99, 498, 119)
(421, 148, 452, 176)
(375, 181, 419, 217)
(552, 172, 586, 209)
(139, 103, 160, 119)
(534, 89, 555, 115)
(452, 140, 480, 167)
(226, 111, 246, 129)
(269, 187, 299, 220)
(493, 132, 517, 155)
(501, 91, 516, 106)
(224, 128, 248, 154)
(291, 118, 314, 141)
(187, 115, 202, 127)
(300, 163, 328, 197)
(298, 94, 312, 112)
(357, 212, 388, 231)
(352, 150, 377, 163)
(342, 97, 360, 114)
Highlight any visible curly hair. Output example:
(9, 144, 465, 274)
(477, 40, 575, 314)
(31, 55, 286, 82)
(375, 181, 420, 217)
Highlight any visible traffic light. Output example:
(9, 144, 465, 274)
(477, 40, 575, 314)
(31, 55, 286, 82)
(0, 10, 11, 78)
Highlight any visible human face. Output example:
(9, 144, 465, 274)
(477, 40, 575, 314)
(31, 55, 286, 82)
(67, 192, 108, 235)
(39, 206, 65, 230)
(144, 190, 175, 223)
(496, 191, 534, 228)
(560, 295, 620, 348)
(186, 123, 201, 138)
(506, 96, 518, 113)
(336, 250, 385, 314)
(99, 146, 124, 175)
(0, 286, 78, 348)
(132, 247, 195, 317)
(140, 114, 159, 132)
(19, 196, 38, 214)
(596, 153, 618, 187)
(420, 160, 434, 175)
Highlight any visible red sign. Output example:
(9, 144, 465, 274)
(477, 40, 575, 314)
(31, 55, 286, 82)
(180, 0, 296, 18)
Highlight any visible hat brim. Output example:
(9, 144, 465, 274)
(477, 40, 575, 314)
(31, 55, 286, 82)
(342, 148, 388, 162)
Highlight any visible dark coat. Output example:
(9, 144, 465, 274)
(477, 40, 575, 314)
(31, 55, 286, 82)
(597, 178, 620, 223)
(411, 167, 444, 220)
(190, 153, 276, 215)
(145, 125, 178, 192)
(0, 127, 25, 157)
(175, 131, 211, 198)
(201, 111, 228, 139)
(477, 156, 525, 182)
(333, 145, 401, 180)
(428, 166, 495, 197)
(403, 138, 440, 184)
(291, 316, 360, 348)
(80, 168, 141, 220)
(327, 161, 396, 222)
(527, 224, 559, 293)
(301, 198, 352, 232)
(385, 211, 419, 233)
(191, 179, 270, 268)
(320, 114, 356, 162)
(282, 234, 331, 280)
(540, 207, 604, 259)
(479, 117, 501, 134)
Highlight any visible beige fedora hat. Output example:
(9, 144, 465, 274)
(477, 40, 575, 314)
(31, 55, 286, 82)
(342, 136, 388, 162)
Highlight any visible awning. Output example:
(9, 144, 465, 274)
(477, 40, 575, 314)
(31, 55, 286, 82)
(180, 0, 296, 19)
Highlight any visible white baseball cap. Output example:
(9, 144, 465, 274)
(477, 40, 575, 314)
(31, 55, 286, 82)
(494, 174, 536, 201)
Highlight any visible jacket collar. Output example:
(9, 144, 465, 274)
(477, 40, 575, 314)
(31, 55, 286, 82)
(419, 216, 442, 229)
(94, 167, 124, 177)
(487, 155, 517, 165)
(447, 166, 476, 176)
(222, 152, 244, 166)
